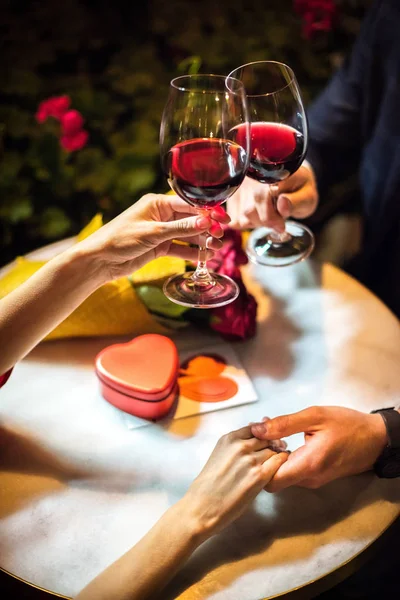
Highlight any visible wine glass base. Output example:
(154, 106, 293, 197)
(163, 272, 239, 309)
(246, 220, 315, 267)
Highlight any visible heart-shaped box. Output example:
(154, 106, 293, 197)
(95, 334, 179, 420)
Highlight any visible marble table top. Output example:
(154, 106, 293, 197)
(1, 242, 400, 599)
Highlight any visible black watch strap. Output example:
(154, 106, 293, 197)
(371, 408, 400, 478)
(371, 407, 400, 448)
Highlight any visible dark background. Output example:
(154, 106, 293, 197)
(0, 0, 369, 266)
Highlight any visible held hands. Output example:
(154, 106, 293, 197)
(181, 426, 288, 540)
(250, 407, 387, 491)
(75, 193, 230, 284)
(227, 164, 319, 232)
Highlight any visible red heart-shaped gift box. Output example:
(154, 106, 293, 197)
(95, 334, 179, 420)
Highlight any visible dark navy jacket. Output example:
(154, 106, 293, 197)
(307, 0, 400, 317)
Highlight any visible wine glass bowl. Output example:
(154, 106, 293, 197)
(160, 74, 250, 307)
(228, 61, 315, 267)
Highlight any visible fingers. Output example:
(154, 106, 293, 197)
(227, 425, 254, 440)
(275, 165, 318, 219)
(251, 407, 324, 440)
(263, 192, 286, 233)
(246, 436, 280, 452)
(276, 184, 318, 219)
(209, 221, 224, 238)
(167, 243, 214, 262)
(264, 446, 312, 492)
(210, 205, 231, 225)
(206, 236, 223, 251)
(252, 184, 269, 223)
(253, 447, 277, 464)
(160, 215, 212, 241)
(260, 452, 289, 484)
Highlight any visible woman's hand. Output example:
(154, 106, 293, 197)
(227, 164, 318, 232)
(0, 193, 229, 374)
(181, 425, 288, 540)
(75, 427, 287, 600)
(76, 193, 230, 284)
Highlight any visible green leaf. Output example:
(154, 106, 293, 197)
(115, 167, 156, 200)
(39, 206, 72, 239)
(0, 197, 33, 223)
(9, 198, 33, 223)
(136, 285, 189, 318)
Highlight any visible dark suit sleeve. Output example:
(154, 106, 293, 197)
(306, 1, 382, 195)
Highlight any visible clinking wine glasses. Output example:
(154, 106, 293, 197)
(160, 74, 250, 308)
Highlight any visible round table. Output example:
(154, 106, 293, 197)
(1, 242, 400, 600)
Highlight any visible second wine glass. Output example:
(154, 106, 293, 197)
(160, 74, 250, 308)
(228, 61, 315, 267)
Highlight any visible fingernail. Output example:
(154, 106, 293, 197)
(196, 216, 211, 229)
(262, 416, 270, 422)
(273, 222, 286, 233)
(279, 196, 293, 218)
(210, 222, 223, 237)
(251, 423, 267, 437)
(211, 206, 230, 222)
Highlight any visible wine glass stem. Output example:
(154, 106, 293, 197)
(269, 184, 291, 243)
(191, 233, 214, 287)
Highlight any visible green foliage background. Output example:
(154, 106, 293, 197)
(0, 0, 369, 264)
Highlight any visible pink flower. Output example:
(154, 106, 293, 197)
(35, 95, 70, 123)
(210, 280, 257, 341)
(60, 109, 84, 135)
(60, 129, 89, 152)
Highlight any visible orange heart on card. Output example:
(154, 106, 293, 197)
(95, 334, 179, 400)
(178, 354, 238, 403)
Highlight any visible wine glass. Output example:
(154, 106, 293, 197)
(160, 74, 250, 308)
(228, 61, 315, 267)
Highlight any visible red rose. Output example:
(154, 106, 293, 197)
(208, 227, 248, 280)
(60, 129, 89, 152)
(210, 281, 257, 341)
(35, 95, 70, 123)
(60, 109, 84, 135)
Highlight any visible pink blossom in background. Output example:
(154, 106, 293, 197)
(60, 110, 85, 135)
(35, 95, 70, 123)
(294, 0, 336, 39)
(60, 129, 89, 152)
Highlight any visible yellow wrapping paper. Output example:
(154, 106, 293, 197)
(0, 214, 187, 340)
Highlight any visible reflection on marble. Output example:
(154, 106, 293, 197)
(1, 259, 400, 599)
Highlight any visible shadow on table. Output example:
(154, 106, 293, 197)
(0, 423, 153, 518)
(160, 473, 400, 600)
(0, 569, 53, 600)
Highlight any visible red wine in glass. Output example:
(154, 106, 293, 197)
(159, 74, 250, 308)
(164, 138, 248, 209)
(233, 122, 305, 184)
(228, 61, 315, 267)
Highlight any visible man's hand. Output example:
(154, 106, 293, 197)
(250, 406, 388, 491)
(227, 163, 319, 232)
